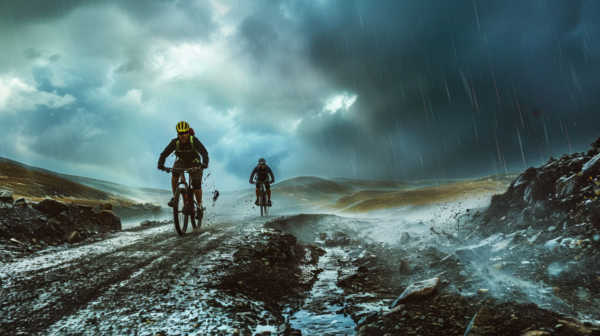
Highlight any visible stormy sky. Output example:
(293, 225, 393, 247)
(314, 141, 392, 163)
(0, 0, 599, 191)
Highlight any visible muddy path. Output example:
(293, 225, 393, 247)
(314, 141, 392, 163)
(0, 220, 261, 335)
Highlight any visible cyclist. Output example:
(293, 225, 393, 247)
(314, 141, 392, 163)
(157, 121, 209, 218)
(249, 158, 275, 206)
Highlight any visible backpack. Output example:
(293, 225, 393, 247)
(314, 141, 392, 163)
(189, 128, 195, 136)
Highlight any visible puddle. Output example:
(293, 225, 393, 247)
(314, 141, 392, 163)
(287, 247, 356, 335)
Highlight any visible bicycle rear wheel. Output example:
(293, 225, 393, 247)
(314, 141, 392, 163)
(173, 188, 188, 235)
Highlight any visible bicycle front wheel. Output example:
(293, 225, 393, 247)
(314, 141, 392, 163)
(173, 188, 188, 235)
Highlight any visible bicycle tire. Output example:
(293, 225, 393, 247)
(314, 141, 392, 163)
(260, 192, 268, 216)
(173, 188, 188, 235)
(193, 204, 203, 231)
(189, 190, 197, 230)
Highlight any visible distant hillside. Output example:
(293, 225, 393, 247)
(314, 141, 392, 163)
(0, 158, 118, 204)
(0, 157, 170, 205)
(268, 173, 519, 213)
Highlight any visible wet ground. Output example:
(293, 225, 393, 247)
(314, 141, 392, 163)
(2, 186, 600, 335)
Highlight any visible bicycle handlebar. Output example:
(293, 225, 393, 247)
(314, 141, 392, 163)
(163, 166, 205, 173)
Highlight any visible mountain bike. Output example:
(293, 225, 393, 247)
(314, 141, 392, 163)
(253, 180, 271, 216)
(164, 166, 205, 235)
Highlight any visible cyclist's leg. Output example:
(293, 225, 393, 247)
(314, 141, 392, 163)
(169, 160, 185, 206)
(190, 169, 203, 209)
(265, 183, 272, 206)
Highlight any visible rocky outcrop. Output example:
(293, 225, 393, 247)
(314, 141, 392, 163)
(481, 136, 600, 240)
(1, 199, 122, 249)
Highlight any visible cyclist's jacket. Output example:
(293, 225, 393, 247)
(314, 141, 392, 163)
(158, 136, 209, 167)
(249, 164, 274, 183)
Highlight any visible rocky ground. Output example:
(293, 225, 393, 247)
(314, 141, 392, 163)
(3, 139, 600, 335)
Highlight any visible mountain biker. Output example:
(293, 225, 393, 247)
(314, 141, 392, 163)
(249, 158, 275, 207)
(157, 121, 209, 218)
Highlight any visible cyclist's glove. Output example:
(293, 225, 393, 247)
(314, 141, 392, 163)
(157, 164, 166, 171)
(200, 163, 208, 169)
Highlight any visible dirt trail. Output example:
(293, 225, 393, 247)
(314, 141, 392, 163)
(0, 221, 244, 335)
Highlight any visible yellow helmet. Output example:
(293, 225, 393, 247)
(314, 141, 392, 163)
(176, 121, 190, 133)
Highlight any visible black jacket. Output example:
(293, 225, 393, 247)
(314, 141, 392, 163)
(158, 136, 209, 166)
(249, 165, 274, 183)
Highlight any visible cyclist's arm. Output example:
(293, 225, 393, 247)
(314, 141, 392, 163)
(249, 166, 258, 183)
(267, 166, 275, 183)
(158, 139, 177, 166)
(193, 137, 209, 166)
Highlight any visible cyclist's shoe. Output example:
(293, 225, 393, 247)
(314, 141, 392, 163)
(268, 200, 272, 207)
(196, 208, 203, 219)
(168, 197, 174, 207)
(255, 199, 259, 206)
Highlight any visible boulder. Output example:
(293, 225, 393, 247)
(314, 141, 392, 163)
(555, 174, 583, 199)
(68, 231, 82, 244)
(389, 277, 440, 308)
(95, 210, 122, 231)
(100, 203, 113, 211)
(32, 199, 69, 217)
(0, 189, 14, 204)
(581, 153, 600, 177)
(14, 198, 28, 207)
(399, 232, 410, 245)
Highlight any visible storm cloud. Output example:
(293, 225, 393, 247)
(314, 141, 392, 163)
(0, 0, 599, 190)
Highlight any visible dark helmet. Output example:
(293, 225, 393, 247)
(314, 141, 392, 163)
(258, 158, 266, 165)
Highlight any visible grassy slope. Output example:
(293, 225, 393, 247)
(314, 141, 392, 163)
(0, 159, 133, 206)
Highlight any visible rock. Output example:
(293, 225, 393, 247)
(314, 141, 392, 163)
(233, 248, 254, 259)
(592, 136, 600, 149)
(582, 153, 600, 177)
(95, 210, 122, 231)
(0, 189, 14, 204)
(318, 232, 328, 240)
(520, 331, 551, 336)
(555, 174, 582, 199)
(100, 203, 113, 211)
(357, 324, 384, 336)
(463, 304, 494, 336)
(389, 277, 440, 308)
(68, 231, 82, 244)
(336, 272, 359, 287)
(14, 198, 28, 208)
(324, 238, 336, 247)
(32, 199, 69, 217)
(253, 241, 269, 254)
(399, 232, 410, 245)
(140, 220, 152, 226)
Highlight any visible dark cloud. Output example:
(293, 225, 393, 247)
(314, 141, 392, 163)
(281, 0, 600, 179)
(2, 0, 600, 190)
